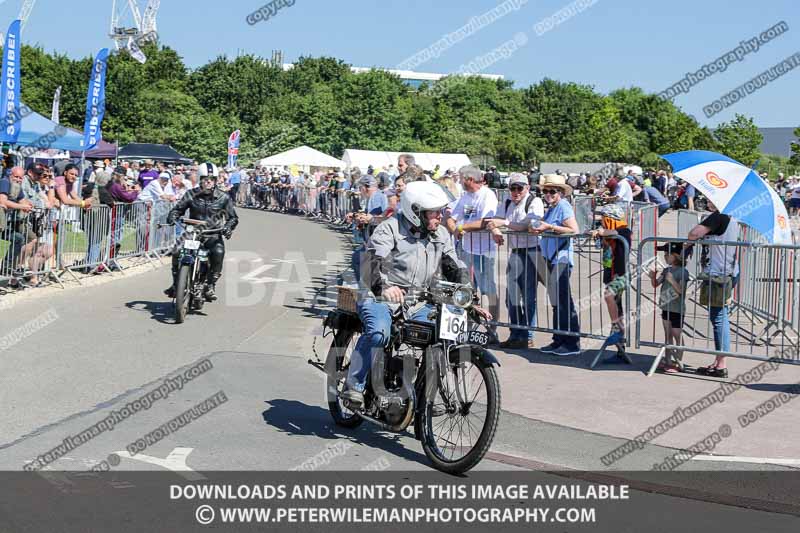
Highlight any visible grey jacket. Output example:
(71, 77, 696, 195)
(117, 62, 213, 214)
(362, 214, 469, 298)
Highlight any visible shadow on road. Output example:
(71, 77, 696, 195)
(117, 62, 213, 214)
(283, 245, 355, 321)
(125, 300, 178, 325)
(261, 398, 430, 467)
(500, 346, 651, 373)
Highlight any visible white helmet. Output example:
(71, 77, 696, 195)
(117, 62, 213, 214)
(197, 162, 219, 179)
(400, 181, 449, 229)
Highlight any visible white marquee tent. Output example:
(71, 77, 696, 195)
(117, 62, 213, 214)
(257, 145, 345, 169)
(342, 149, 471, 172)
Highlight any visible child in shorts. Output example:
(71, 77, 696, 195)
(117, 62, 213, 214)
(649, 242, 689, 373)
(590, 203, 632, 353)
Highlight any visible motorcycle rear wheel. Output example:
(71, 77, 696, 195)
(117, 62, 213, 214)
(326, 329, 364, 429)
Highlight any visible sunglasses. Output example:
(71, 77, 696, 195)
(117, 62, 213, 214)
(509, 185, 525, 192)
(542, 189, 560, 195)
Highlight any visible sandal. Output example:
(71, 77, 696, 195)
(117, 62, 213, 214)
(697, 365, 728, 378)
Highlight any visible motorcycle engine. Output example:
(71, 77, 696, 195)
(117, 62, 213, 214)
(380, 395, 409, 426)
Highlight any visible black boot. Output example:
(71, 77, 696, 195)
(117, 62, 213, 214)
(204, 271, 221, 302)
(165, 267, 178, 298)
(203, 284, 217, 302)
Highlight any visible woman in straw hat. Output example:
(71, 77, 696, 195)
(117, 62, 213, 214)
(530, 174, 581, 356)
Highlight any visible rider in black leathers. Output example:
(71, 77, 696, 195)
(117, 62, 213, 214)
(164, 162, 238, 301)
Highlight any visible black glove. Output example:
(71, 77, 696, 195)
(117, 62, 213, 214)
(223, 228, 233, 240)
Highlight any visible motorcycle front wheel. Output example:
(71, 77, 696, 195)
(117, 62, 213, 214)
(325, 328, 364, 429)
(421, 350, 501, 474)
(174, 264, 190, 324)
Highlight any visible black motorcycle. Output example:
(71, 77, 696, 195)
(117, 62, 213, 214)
(312, 280, 501, 474)
(168, 218, 223, 323)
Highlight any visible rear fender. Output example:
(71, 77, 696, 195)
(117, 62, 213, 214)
(323, 310, 362, 334)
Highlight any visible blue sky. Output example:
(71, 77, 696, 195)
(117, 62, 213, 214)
(3, 0, 799, 127)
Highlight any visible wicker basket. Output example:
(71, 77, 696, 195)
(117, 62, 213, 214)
(336, 286, 359, 314)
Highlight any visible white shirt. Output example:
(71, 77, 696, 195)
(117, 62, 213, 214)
(138, 179, 172, 203)
(614, 179, 634, 202)
(497, 192, 545, 249)
(790, 182, 800, 199)
(451, 186, 498, 256)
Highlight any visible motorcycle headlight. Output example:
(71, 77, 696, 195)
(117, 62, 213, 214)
(452, 286, 473, 308)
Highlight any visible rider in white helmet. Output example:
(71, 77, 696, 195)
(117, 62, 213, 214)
(342, 181, 492, 407)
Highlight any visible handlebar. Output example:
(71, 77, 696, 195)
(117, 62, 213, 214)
(156, 218, 226, 236)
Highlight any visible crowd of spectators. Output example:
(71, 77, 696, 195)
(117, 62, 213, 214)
(4, 151, 777, 372)
(243, 154, 756, 373)
(1, 158, 203, 288)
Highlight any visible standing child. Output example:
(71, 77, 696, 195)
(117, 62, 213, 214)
(589, 203, 632, 356)
(649, 242, 689, 373)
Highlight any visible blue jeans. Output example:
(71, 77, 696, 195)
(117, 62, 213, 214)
(351, 245, 364, 284)
(709, 274, 739, 353)
(546, 261, 580, 349)
(506, 248, 540, 340)
(462, 252, 497, 295)
(347, 298, 434, 391)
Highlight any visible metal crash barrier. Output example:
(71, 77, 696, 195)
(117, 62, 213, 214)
(55, 205, 113, 279)
(635, 236, 800, 376)
(147, 200, 178, 258)
(458, 230, 632, 367)
(1, 199, 177, 292)
(110, 202, 151, 266)
(1, 208, 59, 286)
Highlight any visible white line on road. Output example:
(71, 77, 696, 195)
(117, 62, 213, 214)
(240, 264, 287, 284)
(690, 455, 800, 467)
(114, 447, 207, 480)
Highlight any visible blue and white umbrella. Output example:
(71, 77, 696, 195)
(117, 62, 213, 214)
(661, 150, 792, 244)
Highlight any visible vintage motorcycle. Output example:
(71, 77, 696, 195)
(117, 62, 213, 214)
(165, 218, 223, 323)
(311, 280, 501, 474)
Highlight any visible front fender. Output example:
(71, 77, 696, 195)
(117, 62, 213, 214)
(449, 344, 501, 367)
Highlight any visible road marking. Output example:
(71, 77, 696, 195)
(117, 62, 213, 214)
(241, 264, 287, 284)
(114, 447, 207, 481)
(690, 455, 800, 467)
(485, 451, 800, 516)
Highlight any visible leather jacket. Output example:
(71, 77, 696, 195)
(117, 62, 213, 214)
(167, 187, 238, 233)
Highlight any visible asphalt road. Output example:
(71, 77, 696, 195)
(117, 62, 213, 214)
(1, 208, 798, 528)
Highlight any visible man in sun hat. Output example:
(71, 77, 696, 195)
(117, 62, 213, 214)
(486, 172, 546, 349)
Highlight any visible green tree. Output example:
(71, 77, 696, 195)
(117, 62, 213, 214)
(336, 70, 413, 152)
(791, 126, 800, 167)
(187, 55, 282, 126)
(714, 114, 763, 166)
(134, 81, 228, 162)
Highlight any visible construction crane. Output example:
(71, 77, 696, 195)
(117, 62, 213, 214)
(141, 0, 160, 35)
(18, 0, 37, 32)
(109, 0, 161, 50)
(1, 0, 37, 42)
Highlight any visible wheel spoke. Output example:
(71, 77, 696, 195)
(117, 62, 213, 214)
(424, 358, 495, 465)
